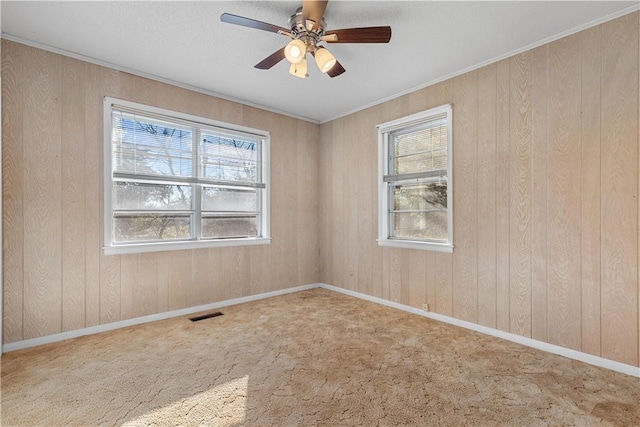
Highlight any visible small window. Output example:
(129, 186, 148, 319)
(103, 97, 270, 255)
(377, 104, 453, 252)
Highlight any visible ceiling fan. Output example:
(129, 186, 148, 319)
(221, 1, 392, 79)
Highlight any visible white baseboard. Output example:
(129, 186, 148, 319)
(4, 282, 639, 378)
(317, 283, 640, 378)
(1, 284, 319, 354)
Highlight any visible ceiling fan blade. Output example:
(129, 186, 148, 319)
(221, 13, 289, 34)
(255, 47, 286, 70)
(303, 0, 328, 30)
(324, 26, 392, 43)
(327, 60, 346, 78)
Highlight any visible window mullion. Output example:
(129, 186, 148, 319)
(194, 127, 201, 240)
(256, 139, 263, 237)
(387, 182, 394, 238)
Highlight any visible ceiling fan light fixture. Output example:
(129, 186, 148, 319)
(314, 47, 336, 73)
(285, 39, 306, 64)
(221, 3, 392, 79)
(289, 57, 308, 78)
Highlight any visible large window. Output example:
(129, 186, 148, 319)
(103, 97, 270, 254)
(377, 104, 453, 252)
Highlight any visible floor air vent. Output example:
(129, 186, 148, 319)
(189, 312, 224, 322)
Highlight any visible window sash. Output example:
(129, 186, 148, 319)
(377, 104, 453, 251)
(386, 177, 448, 243)
(111, 179, 265, 241)
(388, 121, 448, 177)
(112, 212, 194, 244)
(104, 97, 270, 253)
(112, 110, 195, 179)
(111, 115, 263, 187)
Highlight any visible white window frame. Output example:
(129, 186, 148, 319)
(377, 104, 453, 252)
(103, 97, 270, 255)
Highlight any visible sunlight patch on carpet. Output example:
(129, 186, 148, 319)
(122, 376, 249, 426)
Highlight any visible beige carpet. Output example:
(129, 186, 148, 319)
(1, 288, 639, 426)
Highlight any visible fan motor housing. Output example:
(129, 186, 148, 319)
(288, 7, 326, 41)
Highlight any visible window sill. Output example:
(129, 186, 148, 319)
(104, 237, 271, 255)
(377, 238, 453, 253)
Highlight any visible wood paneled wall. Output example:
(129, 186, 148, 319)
(319, 12, 640, 367)
(2, 40, 320, 344)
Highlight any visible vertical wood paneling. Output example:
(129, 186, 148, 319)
(382, 247, 390, 300)
(157, 250, 192, 312)
(319, 120, 333, 285)
(270, 115, 298, 289)
(409, 250, 426, 308)
(297, 119, 319, 286)
(408, 88, 429, 112)
(638, 11, 640, 367)
(547, 34, 583, 351)
(240, 247, 252, 297)
(210, 97, 243, 125)
(22, 47, 62, 339)
(98, 67, 121, 325)
(206, 248, 224, 304)
(581, 25, 602, 357)
(248, 245, 271, 295)
(495, 58, 511, 333)
(1, 40, 24, 342)
(531, 45, 549, 343)
(370, 104, 386, 299)
(189, 249, 209, 310)
(156, 251, 171, 313)
(99, 255, 121, 324)
(435, 252, 453, 316)
(84, 64, 104, 327)
(283, 116, 299, 287)
(400, 251, 411, 306)
(345, 115, 359, 291)
(601, 12, 639, 366)
(452, 72, 479, 323)
(477, 63, 498, 329)
(119, 254, 134, 320)
(330, 118, 345, 289)
(190, 246, 211, 307)
(509, 52, 533, 338)
(387, 94, 411, 123)
(356, 109, 375, 296)
(425, 251, 436, 312)
(132, 253, 158, 318)
(389, 249, 402, 303)
(2, 40, 24, 342)
(222, 247, 248, 300)
(61, 56, 87, 331)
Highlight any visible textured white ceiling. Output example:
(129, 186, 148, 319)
(2, 1, 638, 122)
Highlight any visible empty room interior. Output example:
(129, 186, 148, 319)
(2, 1, 640, 425)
